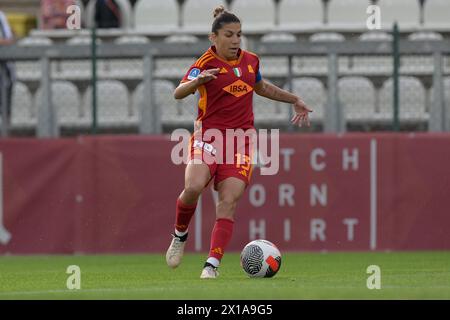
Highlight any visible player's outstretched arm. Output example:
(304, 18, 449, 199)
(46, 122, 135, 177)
(174, 68, 220, 99)
(254, 79, 312, 127)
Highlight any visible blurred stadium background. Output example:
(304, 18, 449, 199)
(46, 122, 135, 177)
(0, 0, 449, 135)
(0, 0, 450, 299)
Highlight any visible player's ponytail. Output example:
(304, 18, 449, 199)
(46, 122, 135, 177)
(211, 5, 240, 34)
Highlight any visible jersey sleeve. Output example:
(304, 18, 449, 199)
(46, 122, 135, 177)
(181, 64, 204, 84)
(255, 70, 262, 83)
(254, 55, 262, 83)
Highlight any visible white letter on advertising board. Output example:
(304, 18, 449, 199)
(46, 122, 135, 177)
(284, 219, 291, 242)
(280, 148, 294, 172)
(249, 184, 266, 207)
(310, 219, 326, 241)
(343, 218, 359, 241)
(343, 148, 359, 171)
(279, 184, 295, 207)
(311, 148, 326, 171)
(310, 184, 327, 207)
(249, 219, 266, 240)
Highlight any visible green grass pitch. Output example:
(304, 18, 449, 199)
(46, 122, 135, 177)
(0, 252, 449, 299)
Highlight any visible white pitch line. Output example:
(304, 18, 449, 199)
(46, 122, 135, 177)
(2, 284, 448, 297)
(0, 287, 169, 296)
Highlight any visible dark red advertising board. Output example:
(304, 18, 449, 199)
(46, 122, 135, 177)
(0, 133, 449, 254)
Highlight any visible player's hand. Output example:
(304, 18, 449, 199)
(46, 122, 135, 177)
(196, 68, 220, 85)
(291, 98, 313, 127)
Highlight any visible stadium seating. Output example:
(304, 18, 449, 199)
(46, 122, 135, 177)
(279, 0, 323, 30)
(408, 31, 443, 41)
(290, 77, 326, 123)
(240, 34, 249, 51)
(378, 0, 420, 29)
(358, 31, 392, 42)
(401, 32, 443, 74)
(177, 91, 198, 126)
(66, 35, 102, 45)
(328, 0, 371, 29)
(85, 0, 133, 29)
(430, 75, 450, 105)
(231, 0, 275, 32)
(164, 34, 199, 43)
(400, 54, 435, 74)
(259, 32, 296, 78)
(424, 0, 450, 29)
(83, 80, 135, 127)
(134, 0, 178, 33)
(114, 35, 150, 44)
(17, 36, 53, 46)
(350, 32, 392, 75)
(6, 0, 447, 136)
(35, 81, 85, 129)
(253, 93, 290, 126)
(15, 36, 53, 81)
(11, 82, 35, 130)
(444, 55, 450, 74)
(102, 35, 150, 79)
(379, 76, 428, 123)
(132, 80, 189, 127)
(260, 32, 297, 43)
(154, 35, 199, 80)
(309, 32, 345, 42)
(183, 0, 225, 33)
(338, 76, 377, 124)
(445, 77, 450, 120)
(293, 32, 345, 76)
(58, 36, 103, 80)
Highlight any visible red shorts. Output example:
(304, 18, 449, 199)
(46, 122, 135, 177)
(188, 129, 255, 190)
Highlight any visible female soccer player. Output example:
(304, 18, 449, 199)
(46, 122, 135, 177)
(166, 6, 312, 279)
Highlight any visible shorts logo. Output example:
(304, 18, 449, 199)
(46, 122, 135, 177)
(187, 68, 201, 80)
(223, 80, 253, 98)
(193, 140, 217, 156)
(238, 169, 248, 177)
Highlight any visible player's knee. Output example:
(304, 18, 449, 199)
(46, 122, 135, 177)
(218, 195, 238, 211)
(184, 182, 204, 198)
(216, 197, 237, 220)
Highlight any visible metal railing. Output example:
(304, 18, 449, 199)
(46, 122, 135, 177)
(1, 37, 449, 137)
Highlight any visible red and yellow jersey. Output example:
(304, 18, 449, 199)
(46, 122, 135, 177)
(181, 46, 262, 131)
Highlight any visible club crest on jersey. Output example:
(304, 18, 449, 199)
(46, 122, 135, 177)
(187, 68, 201, 80)
(223, 79, 253, 98)
(233, 67, 242, 77)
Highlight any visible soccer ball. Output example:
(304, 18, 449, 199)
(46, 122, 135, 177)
(240, 239, 282, 278)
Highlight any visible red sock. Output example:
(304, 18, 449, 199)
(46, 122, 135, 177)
(174, 198, 197, 233)
(208, 218, 234, 262)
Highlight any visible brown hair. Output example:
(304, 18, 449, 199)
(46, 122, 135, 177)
(211, 5, 240, 34)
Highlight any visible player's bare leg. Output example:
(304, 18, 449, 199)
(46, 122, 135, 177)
(201, 177, 246, 279)
(166, 162, 211, 268)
